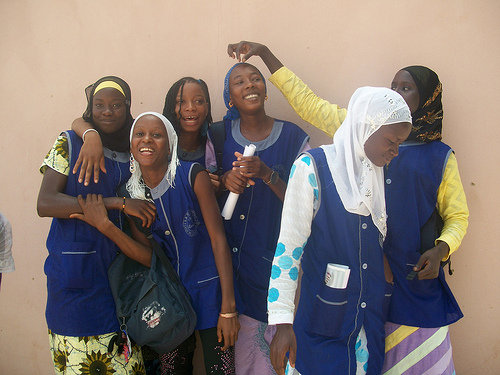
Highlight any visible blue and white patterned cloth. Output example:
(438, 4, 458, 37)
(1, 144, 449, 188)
(268, 154, 369, 375)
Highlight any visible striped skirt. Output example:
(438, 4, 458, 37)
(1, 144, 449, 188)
(382, 322, 455, 375)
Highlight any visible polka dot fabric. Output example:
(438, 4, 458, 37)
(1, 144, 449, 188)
(267, 155, 317, 324)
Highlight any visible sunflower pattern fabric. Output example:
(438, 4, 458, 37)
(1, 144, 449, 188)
(40, 135, 70, 176)
(49, 330, 145, 375)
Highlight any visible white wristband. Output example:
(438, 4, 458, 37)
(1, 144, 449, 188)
(82, 128, 99, 142)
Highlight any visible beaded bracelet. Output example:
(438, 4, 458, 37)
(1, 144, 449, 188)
(219, 312, 238, 318)
(121, 197, 126, 212)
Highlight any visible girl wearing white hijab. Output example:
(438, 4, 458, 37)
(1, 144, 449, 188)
(266, 87, 411, 375)
(73, 112, 239, 375)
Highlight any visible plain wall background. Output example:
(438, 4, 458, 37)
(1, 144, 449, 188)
(1, 1, 499, 373)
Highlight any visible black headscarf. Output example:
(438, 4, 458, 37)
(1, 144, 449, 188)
(402, 66, 443, 143)
(82, 76, 133, 152)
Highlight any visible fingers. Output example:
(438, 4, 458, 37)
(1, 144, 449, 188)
(84, 161, 94, 186)
(93, 163, 100, 184)
(414, 253, 428, 272)
(73, 154, 83, 176)
(417, 260, 439, 279)
(99, 156, 107, 174)
(77, 159, 88, 185)
(69, 213, 84, 220)
(289, 340, 297, 368)
(217, 325, 223, 343)
(227, 43, 237, 59)
(271, 350, 286, 375)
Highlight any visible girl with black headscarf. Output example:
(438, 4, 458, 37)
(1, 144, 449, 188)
(37, 76, 156, 374)
(227, 41, 469, 375)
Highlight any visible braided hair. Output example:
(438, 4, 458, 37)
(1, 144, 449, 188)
(162, 77, 213, 137)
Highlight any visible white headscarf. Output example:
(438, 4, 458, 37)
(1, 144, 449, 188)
(320, 87, 411, 237)
(126, 111, 179, 200)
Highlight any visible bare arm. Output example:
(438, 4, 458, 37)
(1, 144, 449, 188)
(70, 194, 152, 267)
(71, 117, 106, 185)
(37, 167, 156, 227)
(228, 41, 346, 136)
(193, 170, 239, 349)
(227, 41, 284, 74)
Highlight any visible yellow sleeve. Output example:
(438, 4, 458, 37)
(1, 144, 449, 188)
(436, 152, 469, 259)
(39, 135, 70, 176)
(269, 66, 347, 137)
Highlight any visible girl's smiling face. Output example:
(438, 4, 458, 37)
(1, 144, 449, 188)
(92, 88, 127, 134)
(228, 64, 266, 114)
(175, 81, 209, 135)
(131, 115, 170, 170)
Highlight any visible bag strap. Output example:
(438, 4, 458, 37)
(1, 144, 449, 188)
(208, 120, 226, 176)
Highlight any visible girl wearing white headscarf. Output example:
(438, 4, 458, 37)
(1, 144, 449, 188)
(266, 87, 411, 375)
(72, 112, 239, 375)
(126, 112, 239, 374)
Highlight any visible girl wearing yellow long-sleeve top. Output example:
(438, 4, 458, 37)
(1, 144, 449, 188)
(227, 41, 468, 375)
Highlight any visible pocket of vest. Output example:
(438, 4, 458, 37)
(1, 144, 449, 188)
(306, 284, 349, 339)
(60, 242, 96, 289)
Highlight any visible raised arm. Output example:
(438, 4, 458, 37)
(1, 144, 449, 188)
(193, 170, 239, 350)
(227, 41, 347, 137)
(227, 40, 284, 74)
(71, 117, 106, 185)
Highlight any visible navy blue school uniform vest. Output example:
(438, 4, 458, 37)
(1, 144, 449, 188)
(384, 140, 463, 327)
(293, 149, 387, 375)
(44, 130, 130, 336)
(220, 118, 309, 323)
(149, 161, 221, 330)
(177, 144, 206, 166)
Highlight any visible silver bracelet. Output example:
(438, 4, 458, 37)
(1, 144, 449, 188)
(82, 128, 99, 142)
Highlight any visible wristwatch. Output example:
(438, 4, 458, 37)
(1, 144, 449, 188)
(264, 169, 279, 185)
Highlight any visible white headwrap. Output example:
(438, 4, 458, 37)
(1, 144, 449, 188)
(126, 111, 179, 200)
(320, 87, 411, 237)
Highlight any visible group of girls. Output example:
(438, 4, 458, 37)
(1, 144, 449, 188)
(37, 39, 468, 375)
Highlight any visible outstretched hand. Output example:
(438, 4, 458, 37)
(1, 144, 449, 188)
(270, 324, 297, 375)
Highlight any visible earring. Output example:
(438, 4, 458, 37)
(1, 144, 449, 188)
(265, 95, 268, 101)
(229, 101, 233, 108)
(129, 154, 136, 173)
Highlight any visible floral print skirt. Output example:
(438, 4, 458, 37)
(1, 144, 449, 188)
(48, 329, 145, 375)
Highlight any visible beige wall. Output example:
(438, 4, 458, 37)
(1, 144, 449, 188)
(1, 1, 499, 373)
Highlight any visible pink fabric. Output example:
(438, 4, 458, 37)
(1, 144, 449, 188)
(234, 314, 277, 375)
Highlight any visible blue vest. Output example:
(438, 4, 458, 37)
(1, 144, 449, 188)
(149, 161, 221, 330)
(293, 149, 387, 375)
(384, 141, 463, 327)
(220, 119, 309, 323)
(44, 130, 130, 336)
